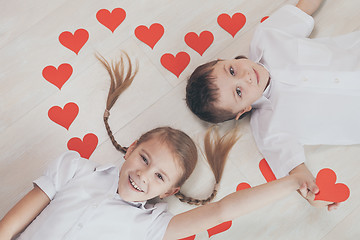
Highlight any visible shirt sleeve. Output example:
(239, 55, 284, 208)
(33, 151, 86, 200)
(260, 4, 315, 38)
(145, 202, 174, 240)
(250, 109, 306, 178)
(249, 5, 315, 63)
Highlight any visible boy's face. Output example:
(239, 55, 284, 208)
(117, 137, 182, 202)
(212, 58, 270, 119)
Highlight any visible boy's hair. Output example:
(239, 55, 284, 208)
(98, 52, 239, 205)
(186, 56, 249, 123)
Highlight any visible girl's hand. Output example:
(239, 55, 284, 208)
(290, 163, 340, 211)
(290, 163, 319, 195)
(299, 183, 340, 211)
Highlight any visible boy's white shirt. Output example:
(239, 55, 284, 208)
(249, 5, 360, 178)
(17, 151, 173, 240)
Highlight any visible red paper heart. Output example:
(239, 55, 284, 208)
(314, 168, 350, 202)
(259, 158, 277, 182)
(217, 13, 246, 37)
(135, 23, 164, 49)
(207, 221, 232, 238)
(67, 133, 98, 159)
(178, 235, 195, 240)
(261, 16, 269, 23)
(48, 102, 79, 130)
(236, 182, 251, 191)
(96, 8, 126, 33)
(59, 29, 89, 55)
(42, 63, 73, 90)
(160, 52, 190, 78)
(185, 31, 213, 56)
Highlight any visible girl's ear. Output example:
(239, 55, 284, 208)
(124, 140, 138, 160)
(159, 187, 180, 199)
(235, 106, 252, 120)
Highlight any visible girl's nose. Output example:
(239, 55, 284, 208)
(137, 169, 148, 184)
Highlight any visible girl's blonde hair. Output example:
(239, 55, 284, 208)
(98, 52, 239, 205)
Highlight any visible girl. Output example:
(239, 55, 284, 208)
(185, 0, 359, 210)
(0, 53, 306, 240)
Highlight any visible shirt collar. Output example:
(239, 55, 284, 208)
(122, 196, 148, 209)
(95, 164, 117, 172)
(114, 193, 155, 210)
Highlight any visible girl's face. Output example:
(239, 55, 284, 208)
(117, 137, 182, 202)
(212, 58, 270, 119)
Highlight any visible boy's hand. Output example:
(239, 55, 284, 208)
(296, 0, 324, 15)
(290, 163, 339, 211)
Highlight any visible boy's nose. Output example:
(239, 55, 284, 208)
(239, 75, 252, 86)
(239, 70, 252, 84)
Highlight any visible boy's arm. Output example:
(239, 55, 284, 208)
(163, 175, 301, 240)
(296, 0, 324, 15)
(0, 186, 50, 239)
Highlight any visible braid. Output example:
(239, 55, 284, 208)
(175, 125, 239, 206)
(103, 110, 128, 154)
(97, 52, 138, 153)
(174, 184, 219, 205)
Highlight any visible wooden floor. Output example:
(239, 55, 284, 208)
(1, 0, 360, 239)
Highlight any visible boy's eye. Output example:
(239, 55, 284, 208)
(141, 155, 149, 165)
(230, 67, 235, 76)
(236, 87, 242, 97)
(156, 173, 164, 181)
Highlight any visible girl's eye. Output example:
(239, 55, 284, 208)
(156, 173, 164, 181)
(236, 87, 242, 97)
(141, 155, 148, 165)
(230, 67, 235, 76)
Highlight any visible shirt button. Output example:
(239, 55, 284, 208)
(303, 77, 308, 82)
(78, 223, 83, 229)
(334, 78, 340, 83)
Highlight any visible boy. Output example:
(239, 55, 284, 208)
(186, 0, 360, 210)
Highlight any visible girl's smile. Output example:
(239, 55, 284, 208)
(129, 176, 145, 192)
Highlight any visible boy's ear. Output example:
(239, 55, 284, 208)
(235, 106, 252, 120)
(124, 140, 138, 160)
(159, 187, 180, 199)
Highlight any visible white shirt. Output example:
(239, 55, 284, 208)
(249, 5, 360, 178)
(17, 151, 173, 240)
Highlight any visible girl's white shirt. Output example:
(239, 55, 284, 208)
(17, 151, 173, 240)
(249, 5, 360, 178)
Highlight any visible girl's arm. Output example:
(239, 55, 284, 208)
(296, 0, 324, 15)
(163, 174, 301, 240)
(0, 186, 50, 240)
